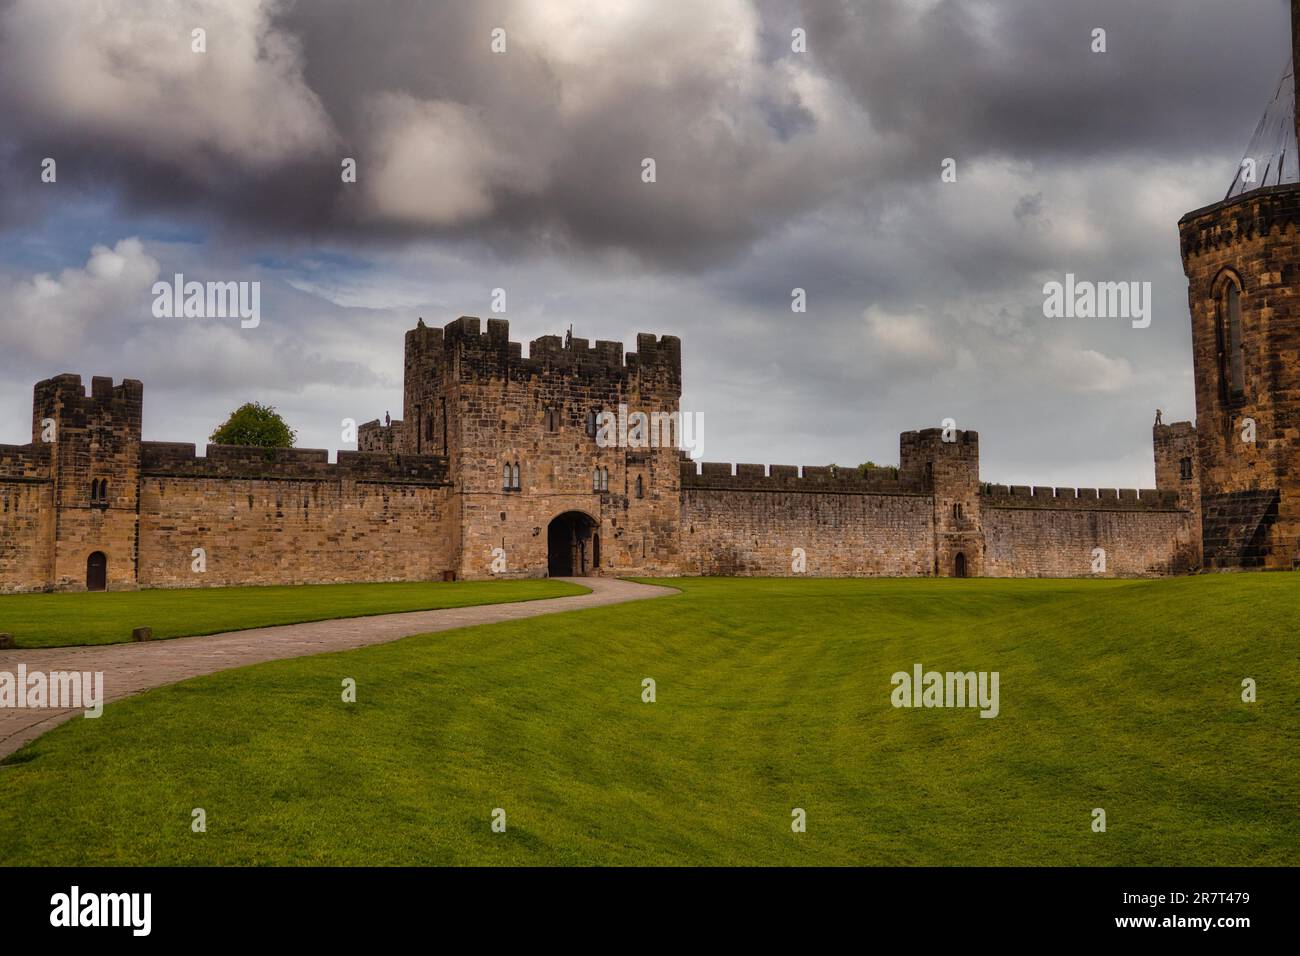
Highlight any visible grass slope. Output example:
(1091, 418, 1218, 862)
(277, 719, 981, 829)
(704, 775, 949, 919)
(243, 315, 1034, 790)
(0, 579, 588, 648)
(0, 575, 1295, 865)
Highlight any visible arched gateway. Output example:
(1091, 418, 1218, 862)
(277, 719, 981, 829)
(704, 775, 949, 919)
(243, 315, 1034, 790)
(547, 512, 599, 577)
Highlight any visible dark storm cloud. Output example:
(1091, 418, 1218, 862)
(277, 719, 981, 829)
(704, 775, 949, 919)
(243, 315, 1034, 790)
(0, 0, 848, 266)
(804, 0, 1286, 167)
(0, 0, 1285, 266)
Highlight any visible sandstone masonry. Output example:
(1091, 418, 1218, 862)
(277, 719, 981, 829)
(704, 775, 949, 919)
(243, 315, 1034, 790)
(0, 315, 1206, 591)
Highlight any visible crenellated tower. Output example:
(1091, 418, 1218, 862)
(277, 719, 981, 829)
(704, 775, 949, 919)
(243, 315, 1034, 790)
(32, 374, 143, 590)
(1153, 417, 1202, 568)
(1178, 1, 1300, 570)
(900, 427, 982, 577)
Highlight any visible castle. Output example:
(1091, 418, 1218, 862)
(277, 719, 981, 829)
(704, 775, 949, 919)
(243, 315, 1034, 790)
(0, 313, 1205, 592)
(4, 15, 1300, 592)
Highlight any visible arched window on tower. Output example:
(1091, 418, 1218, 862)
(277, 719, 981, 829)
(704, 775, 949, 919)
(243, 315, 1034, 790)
(512, 462, 521, 491)
(503, 462, 512, 491)
(1217, 275, 1246, 403)
(593, 467, 602, 492)
(1227, 283, 1245, 398)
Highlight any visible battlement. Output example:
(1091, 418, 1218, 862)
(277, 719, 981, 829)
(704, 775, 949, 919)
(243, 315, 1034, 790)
(406, 316, 681, 388)
(358, 418, 407, 453)
(31, 373, 144, 441)
(1179, 182, 1300, 259)
(1153, 420, 1196, 439)
(140, 442, 450, 484)
(901, 428, 980, 445)
(681, 460, 926, 496)
(980, 484, 1181, 511)
(33, 373, 143, 406)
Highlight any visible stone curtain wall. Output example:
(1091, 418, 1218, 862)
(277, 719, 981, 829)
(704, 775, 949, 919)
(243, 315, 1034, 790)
(136, 444, 455, 588)
(136, 477, 453, 587)
(0, 442, 52, 591)
(981, 487, 1198, 577)
(680, 488, 935, 576)
(678, 463, 1197, 579)
(679, 462, 934, 576)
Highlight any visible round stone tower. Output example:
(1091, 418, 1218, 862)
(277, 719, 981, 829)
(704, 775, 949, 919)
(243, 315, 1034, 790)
(1178, 0, 1300, 569)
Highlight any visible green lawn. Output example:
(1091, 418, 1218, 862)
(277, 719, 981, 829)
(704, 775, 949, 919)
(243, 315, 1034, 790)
(0, 579, 588, 648)
(0, 574, 1295, 865)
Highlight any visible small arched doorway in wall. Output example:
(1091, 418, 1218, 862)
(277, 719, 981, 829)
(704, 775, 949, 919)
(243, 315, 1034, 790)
(547, 512, 598, 577)
(86, 551, 107, 592)
(953, 552, 968, 578)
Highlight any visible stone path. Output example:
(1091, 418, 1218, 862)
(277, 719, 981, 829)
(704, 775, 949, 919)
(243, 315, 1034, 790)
(0, 577, 676, 760)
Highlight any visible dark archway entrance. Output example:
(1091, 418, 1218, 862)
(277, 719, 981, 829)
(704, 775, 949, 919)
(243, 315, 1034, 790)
(547, 512, 598, 577)
(87, 551, 107, 591)
(953, 552, 967, 578)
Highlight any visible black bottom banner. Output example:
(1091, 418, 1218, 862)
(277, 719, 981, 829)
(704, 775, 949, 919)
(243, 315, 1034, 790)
(0, 865, 1285, 942)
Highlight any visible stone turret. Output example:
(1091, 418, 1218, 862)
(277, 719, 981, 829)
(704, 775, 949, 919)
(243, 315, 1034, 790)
(1178, 3, 1300, 570)
(900, 427, 982, 577)
(32, 374, 144, 590)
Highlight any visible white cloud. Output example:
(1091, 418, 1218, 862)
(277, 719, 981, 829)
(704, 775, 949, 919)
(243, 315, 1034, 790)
(357, 93, 542, 227)
(0, 238, 160, 361)
(1042, 343, 1135, 394)
(862, 305, 953, 366)
(0, 0, 336, 170)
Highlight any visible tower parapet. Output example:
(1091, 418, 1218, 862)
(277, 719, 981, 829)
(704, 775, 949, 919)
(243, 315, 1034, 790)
(417, 316, 681, 388)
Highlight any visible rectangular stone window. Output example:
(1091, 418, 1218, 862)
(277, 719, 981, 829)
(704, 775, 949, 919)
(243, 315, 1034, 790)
(503, 462, 521, 491)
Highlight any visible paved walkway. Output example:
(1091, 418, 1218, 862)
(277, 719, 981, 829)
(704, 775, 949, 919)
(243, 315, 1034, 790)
(0, 577, 676, 760)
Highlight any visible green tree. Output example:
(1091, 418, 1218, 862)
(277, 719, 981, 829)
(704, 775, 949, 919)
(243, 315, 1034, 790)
(209, 402, 297, 448)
